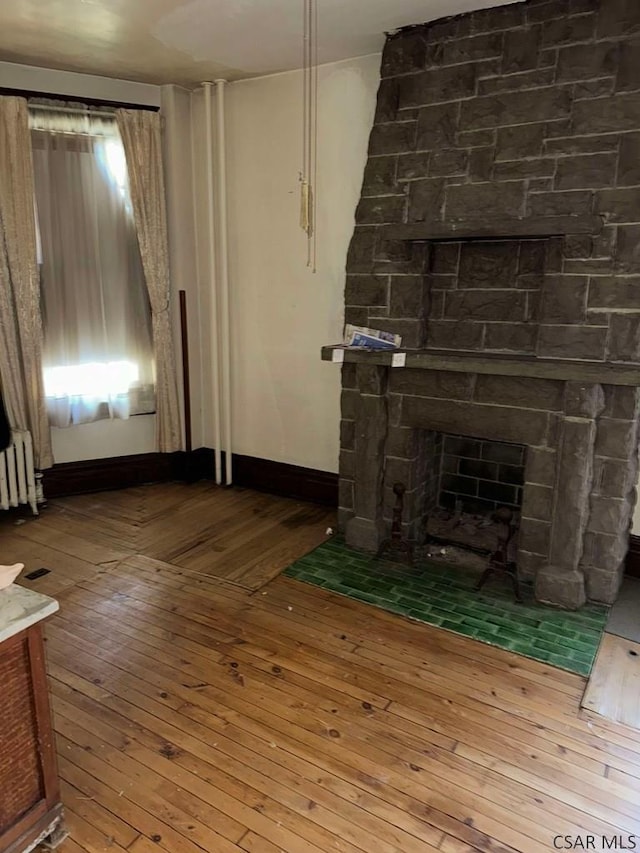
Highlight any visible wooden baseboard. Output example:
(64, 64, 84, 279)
(42, 448, 338, 507)
(626, 535, 640, 578)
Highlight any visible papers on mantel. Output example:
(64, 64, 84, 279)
(328, 324, 406, 366)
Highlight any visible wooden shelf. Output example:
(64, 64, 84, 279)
(321, 346, 640, 386)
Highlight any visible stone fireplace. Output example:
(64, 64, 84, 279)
(332, 0, 640, 608)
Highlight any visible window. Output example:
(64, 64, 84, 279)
(29, 106, 155, 428)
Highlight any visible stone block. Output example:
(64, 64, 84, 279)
(345, 274, 388, 307)
(356, 196, 406, 225)
(617, 134, 640, 187)
(442, 32, 504, 64)
(587, 495, 633, 535)
(446, 181, 525, 221)
(367, 317, 425, 348)
(385, 426, 420, 459)
(494, 159, 556, 180)
(593, 456, 636, 497)
(527, 190, 593, 217)
(554, 153, 616, 190)
(475, 375, 564, 410)
(426, 319, 484, 350)
(564, 235, 591, 259)
(587, 276, 640, 310)
(517, 550, 546, 583)
(341, 363, 357, 389)
(459, 87, 572, 130)
(374, 78, 400, 124)
(470, 4, 525, 31)
(519, 517, 552, 555)
(369, 122, 417, 156)
(416, 102, 460, 150)
(597, 0, 640, 38)
(563, 382, 605, 418)
(428, 290, 446, 319)
(356, 364, 386, 396)
(573, 93, 640, 134)
(388, 368, 474, 400)
(582, 530, 628, 569)
(444, 290, 526, 322)
(337, 506, 354, 532)
(526, 447, 558, 486)
(544, 135, 619, 157)
(400, 66, 477, 109)
(574, 79, 615, 99)
(408, 179, 445, 223)
(389, 276, 426, 317)
(361, 156, 399, 196)
(556, 41, 619, 82)
(495, 124, 545, 161)
(384, 456, 424, 491)
(340, 388, 359, 421)
(564, 258, 614, 275)
(339, 478, 354, 510)
(537, 324, 607, 360)
(381, 31, 427, 77)
(528, 0, 573, 23)
(429, 149, 469, 177)
(502, 27, 540, 73)
(617, 38, 640, 93)
(344, 306, 370, 327)
(602, 385, 640, 420)
(346, 517, 384, 552)
(457, 128, 495, 147)
(478, 69, 555, 96)
(430, 242, 460, 274)
(401, 397, 550, 445)
(608, 314, 640, 362)
(585, 566, 624, 604)
(522, 484, 554, 521)
(397, 152, 431, 181)
(595, 417, 638, 459)
(484, 322, 538, 353)
(468, 148, 494, 182)
(340, 419, 355, 451)
(534, 567, 586, 610)
(540, 275, 588, 324)
(339, 449, 355, 480)
(346, 227, 377, 273)
(615, 225, 640, 273)
(541, 13, 595, 46)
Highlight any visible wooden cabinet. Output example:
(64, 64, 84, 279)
(0, 609, 65, 853)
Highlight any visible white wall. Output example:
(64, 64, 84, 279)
(222, 54, 380, 473)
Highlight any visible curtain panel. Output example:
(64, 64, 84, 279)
(116, 109, 181, 453)
(0, 96, 52, 468)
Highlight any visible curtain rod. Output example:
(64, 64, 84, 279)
(28, 103, 116, 118)
(0, 86, 160, 113)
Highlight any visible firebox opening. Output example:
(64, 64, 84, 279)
(422, 433, 526, 570)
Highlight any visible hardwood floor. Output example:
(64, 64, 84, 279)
(3, 483, 640, 853)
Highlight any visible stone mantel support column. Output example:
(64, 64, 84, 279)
(535, 383, 604, 610)
(345, 365, 388, 552)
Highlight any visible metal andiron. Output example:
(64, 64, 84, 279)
(376, 482, 414, 565)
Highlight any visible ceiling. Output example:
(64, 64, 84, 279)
(0, 0, 518, 88)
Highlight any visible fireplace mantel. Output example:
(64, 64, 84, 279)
(322, 347, 640, 387)
(380, 215, 604, 243)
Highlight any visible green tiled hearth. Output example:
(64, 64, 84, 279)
(284, 538, 608, 676)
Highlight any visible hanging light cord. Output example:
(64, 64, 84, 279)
(300, 0, 318, 273)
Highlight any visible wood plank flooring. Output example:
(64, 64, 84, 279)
(3, 482, 640, 853)
(583, 633, 640, 729)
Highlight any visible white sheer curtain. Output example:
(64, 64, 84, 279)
(30, 108, 155, 428)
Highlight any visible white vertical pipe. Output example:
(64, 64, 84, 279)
(215, 79, 232, 486)
(189, 89, 206, 449)
(203, 81, 223, 484)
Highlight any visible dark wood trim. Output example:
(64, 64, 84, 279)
(43, 452, 187, 498)
(42, 449, 338, 506)
(234, 454, 338, 506)
(626, 535, 640, 579)
(0, 87, 159, 112)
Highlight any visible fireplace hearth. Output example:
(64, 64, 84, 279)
(333, 0, 640, 608)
